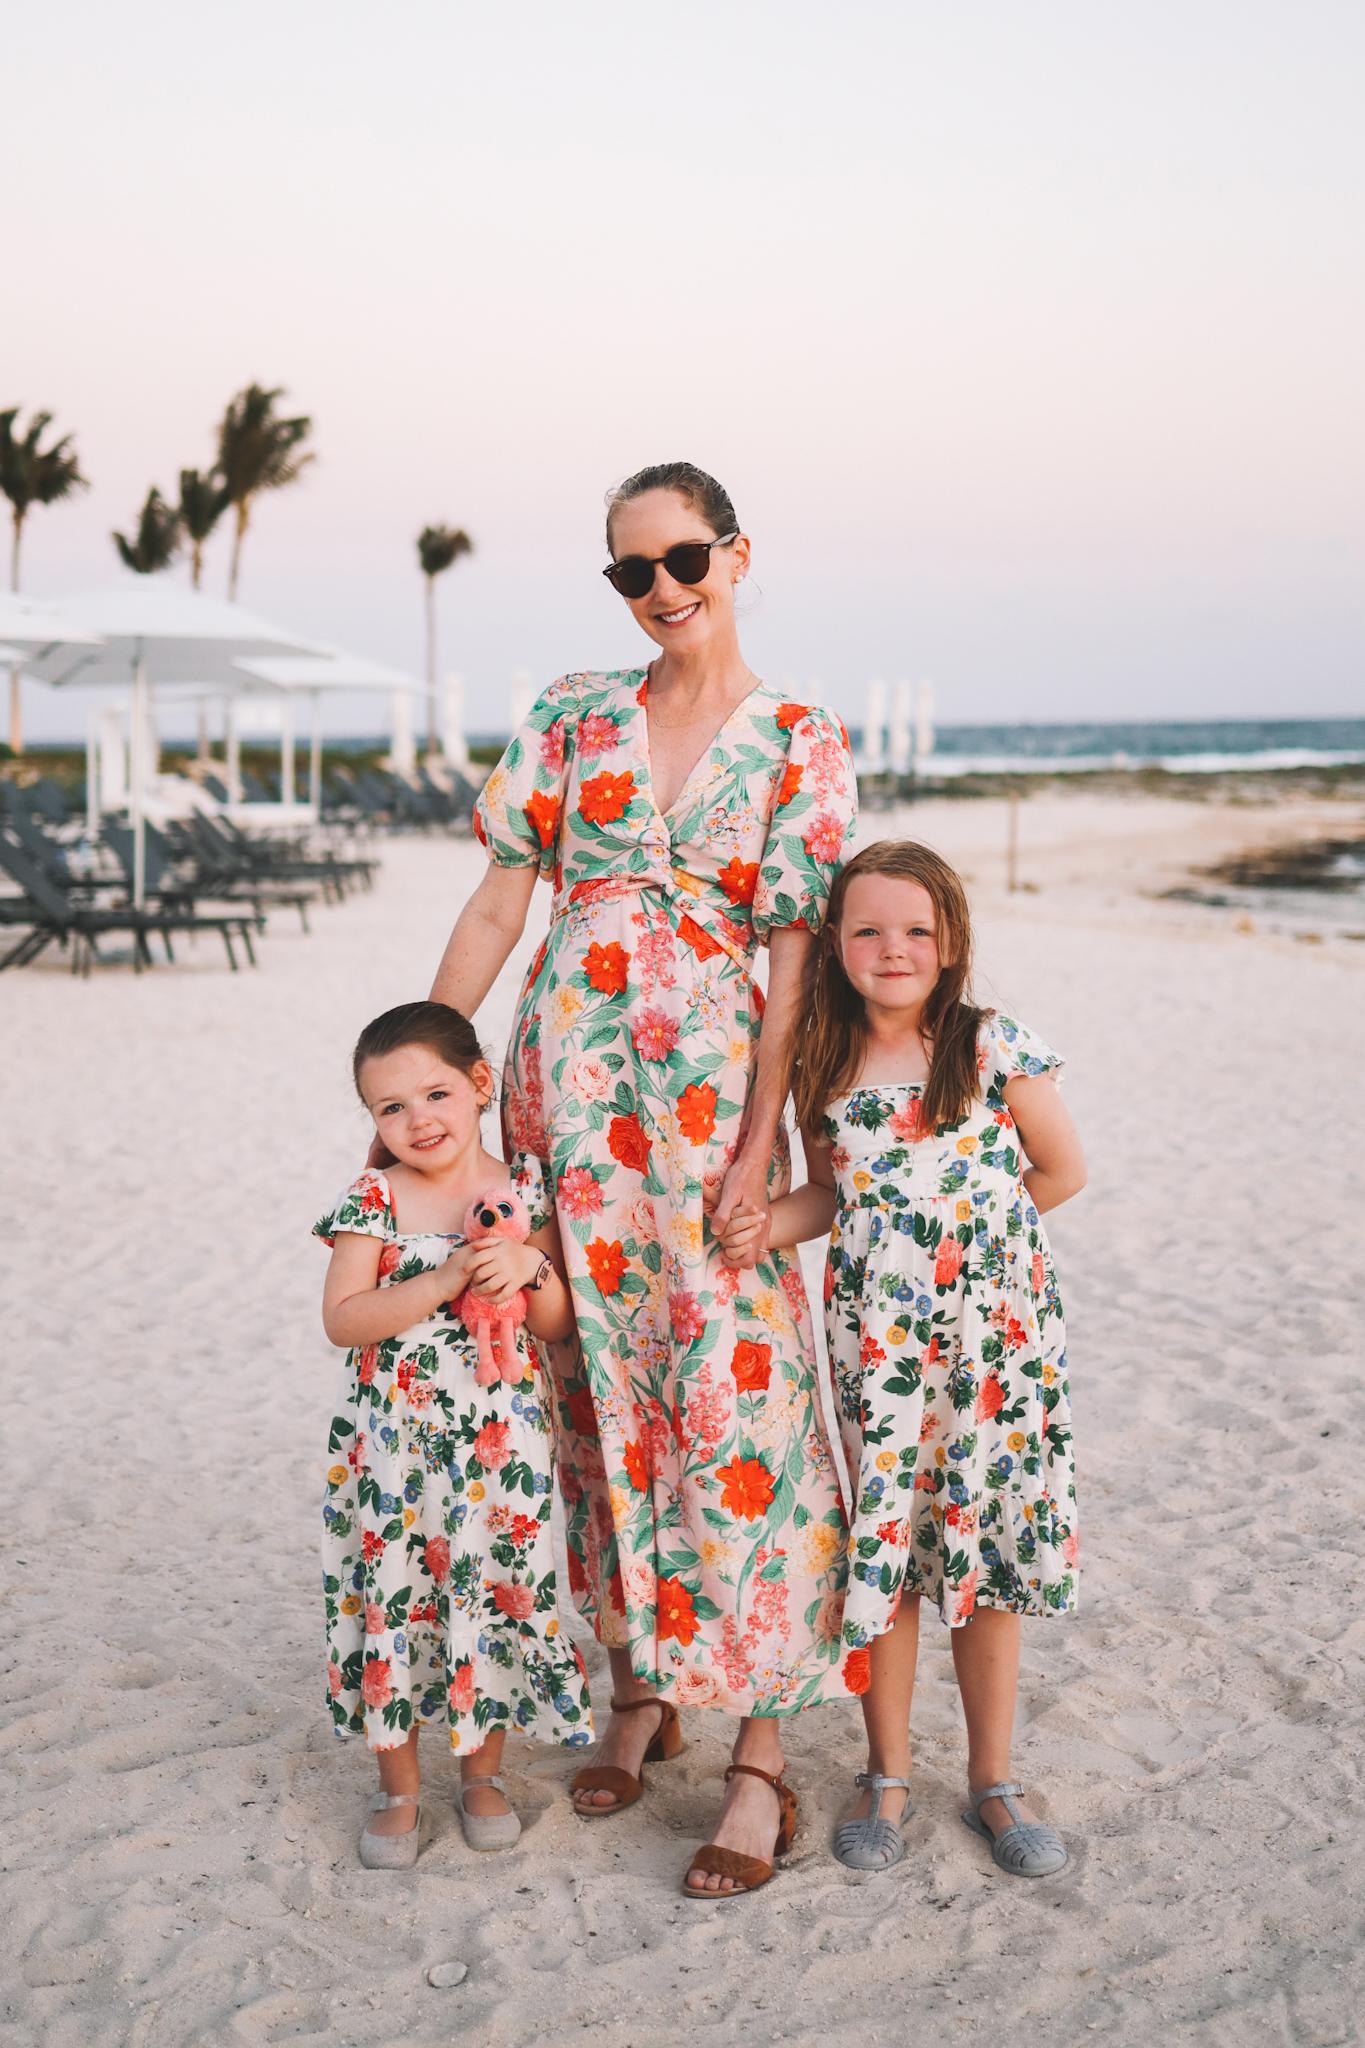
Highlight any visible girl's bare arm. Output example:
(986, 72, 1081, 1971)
(719, 1123, 837, 1264)
(322, 1234, 476, 1347)
(1005, 1074, 1087, 1214)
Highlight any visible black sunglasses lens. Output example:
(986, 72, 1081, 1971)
(608, 557, 655, 599)
(662, 543, 712, 586)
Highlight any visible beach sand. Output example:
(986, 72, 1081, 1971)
(4, 787, 1363, 2047)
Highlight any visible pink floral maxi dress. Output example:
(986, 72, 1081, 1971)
(824, 1015, 1078, 1662)
(314, 1169, 593, 1753)
(475, 671, 860, 1714)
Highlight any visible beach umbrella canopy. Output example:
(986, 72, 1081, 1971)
(25, 582, 323, 905)
(233, 648, 423, 808)
(0, 592, 104, 654)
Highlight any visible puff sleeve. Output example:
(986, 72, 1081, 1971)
(983, 1014, 1065, 1091)
(506, 1147, 554, 1235)
(313, 1169, 397, 1248)
(752, 703, 859, 941)
(472, 675, 580, 878)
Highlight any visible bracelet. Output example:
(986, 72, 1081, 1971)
(527, 1253, 552, 1293)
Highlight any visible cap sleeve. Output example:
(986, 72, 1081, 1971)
(313, 1169, 397, 1248)
(752, 704, 858, 941)
(981, 1014, 1065, 1100)
(507, 1148, 553, 1234)
(472, 674, 581, 878)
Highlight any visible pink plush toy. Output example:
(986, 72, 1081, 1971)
(455, 1186, 533, 1388)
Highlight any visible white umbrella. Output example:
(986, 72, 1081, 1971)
(234, 648, 423, 811)
(26, 582, 322, 906)
(915, 680, 935, 769)
(0, 592, 104, 653)
(888, 678, 914, 777)
(863, 678, 887, 775)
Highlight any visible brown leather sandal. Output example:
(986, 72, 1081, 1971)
(570, 1695, 683, 1819)
(682, 1762, 798, 1899)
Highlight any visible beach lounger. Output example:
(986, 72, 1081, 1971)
(0, 832, 262, 975)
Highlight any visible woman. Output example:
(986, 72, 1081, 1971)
(430, 462, 859, 1896)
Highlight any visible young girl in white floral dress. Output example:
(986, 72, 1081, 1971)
(315, 1001, 592, 1868)
(721, 842, 1087, 1879)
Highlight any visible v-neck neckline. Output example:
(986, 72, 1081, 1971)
(633, 665, 770, 822)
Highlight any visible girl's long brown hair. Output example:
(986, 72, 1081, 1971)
(790, 840, 988, 1134)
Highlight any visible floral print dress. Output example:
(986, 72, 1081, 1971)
(475, 670, 860, 1715)
(314, 1169, 593, 1752)
(824, 1016, 1078, 1658)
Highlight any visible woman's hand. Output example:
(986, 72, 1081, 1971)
(463, 1237, 540, 1307)
(717, 1200, 772, 1271)
(710, 1147, 771, 1236)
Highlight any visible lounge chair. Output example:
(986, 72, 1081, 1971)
(0, 831, 262, 974)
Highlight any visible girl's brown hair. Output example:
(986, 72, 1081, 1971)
(790, 840, 988, 1135)
(352, 1001, 487, 1098)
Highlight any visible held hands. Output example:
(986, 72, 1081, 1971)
(715, 1199, 772, 1270)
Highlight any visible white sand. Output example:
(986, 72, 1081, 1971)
(4, 789, 1363, 2047)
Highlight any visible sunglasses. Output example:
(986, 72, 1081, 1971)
(602, 530, 738, 600)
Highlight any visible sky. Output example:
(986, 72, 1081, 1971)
(5, 0, 1362, 741)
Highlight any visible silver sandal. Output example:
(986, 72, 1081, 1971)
(456, 1773, 521, 1852)
(833, 1771, 912, 1872)
(359, 1791, 422, 1869)
(962, 1781, 1068, 1877)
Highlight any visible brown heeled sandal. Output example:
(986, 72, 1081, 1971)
(682, 1762, 798, 1899)
(570, 1695, 684, 1819)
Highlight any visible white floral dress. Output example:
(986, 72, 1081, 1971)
(824, 1016, 1078, 1663)
(314, 1169, 593, 1753)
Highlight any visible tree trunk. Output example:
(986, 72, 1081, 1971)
(424, 573, 439, 756)
(228, 499, 249, 600)
(8, 510, 23, 753)
(191, 540, 203, 590)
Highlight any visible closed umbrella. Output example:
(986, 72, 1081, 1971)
(25, 582, 322, 906)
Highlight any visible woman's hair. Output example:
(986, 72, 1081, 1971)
(605, 461, 738, 551)
(790, 840, 988, 1135)
(352, 1001, 486, 1098)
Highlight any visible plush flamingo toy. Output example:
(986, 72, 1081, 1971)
(455, 1187, 533, 1387)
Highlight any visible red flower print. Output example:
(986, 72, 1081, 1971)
(568, 1550, 589, 1596)
(492, 1581, 536, 1621)
(860, 1334, 886, 1367)
(472, 807, 489, 849)
(623, 1439, 649, 1492)
(934, 1236, 965, 1287)
(676, 1081, 718, 1145)
(583, 940, 630, 995)
(669, 1289, 706, 1344)
(775, 702, 810, 731)
(472, 1419, 512, 1471)
(631, 1006, 679, 1061)
(608, 1563, 627, 1613)
(655, 1575, 699, 1646)
(1004, 1316, 1028, 1350)
(922, 1335, 941, 1367)
(890, 1098, 924, 1142)
(360, 1656, 393, 1708)
(585, 1237, 627, 1295)
(730, 1339, 772, 1393)
(356, 1346, 379, 1385)
(678, 913, 723, 961)
(718, 856, 759, 907)
(802, 810, 845, 864)
(974, 1375, 1005, 1424)
(1062, 1531, 1080, 1567)
(776, 759, 803, 807)
(364, 1601, 385, 1635)
(877, 1519, 904, 1544)
(576, 710, 620, 756)
(716, 1455, 776, 1521)
(579, 769, 637, 827)
(377, 1243, 403, 1279)
(607, 1113, 651, 1173)
(1031, 1253, 1046, 1292)
(558, 1165, 605, 1220)
(408, 1601, 438, 1625)
(539, 719, 566, 772)
(361, 1530, 386, 1563)
(510, 1513, 540, 1546)
(348, 1432, 367, 1473)
(326, 1662, 342, 1698)
(448, 1661, 476, 1715)
(524, 789, 559, 849)
(565, 1385, 600, 1441)
(953, 1571, 979, 1624)
(424, 1535, 451, 1583)
(842, 1646, 872, 1695)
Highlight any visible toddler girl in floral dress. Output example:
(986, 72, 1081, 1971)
(315, 1001, 592, 1868)
(721, 841, 1086, 1879)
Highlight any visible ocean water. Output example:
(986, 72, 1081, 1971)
(851, 715, 1365, 777)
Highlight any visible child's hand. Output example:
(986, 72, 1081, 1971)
(464, 1237, 538, 1307)
(438, 1245, 476, 1300)
(717, 1200, 771, 1270)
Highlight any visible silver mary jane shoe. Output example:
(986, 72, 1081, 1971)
(359, 1792, 422, 1869)
(455, 1774, 522, 1852)
(962, 1781, 1068, 1877)
(833, 1771, 912, 1873)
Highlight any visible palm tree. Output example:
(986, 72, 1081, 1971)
(0, 407, 87, 753)
(113, 488, 182, 574)
(216, 383, 314, 600)
(178, 468, 228, 588)
(417, 524, 474, 755)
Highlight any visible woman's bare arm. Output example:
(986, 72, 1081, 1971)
(430, 861, 540, 1013)
(712, 924, 812, 1230)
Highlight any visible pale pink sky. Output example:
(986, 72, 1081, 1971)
(6, 0, 1362, 739)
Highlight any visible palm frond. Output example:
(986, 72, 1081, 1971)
(216, 383, 315, 503)
(417, 523, 474, 578)
(0, 406, 88, 515)
(112, 487, 182, 574)
(178, 467, 229, 543)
